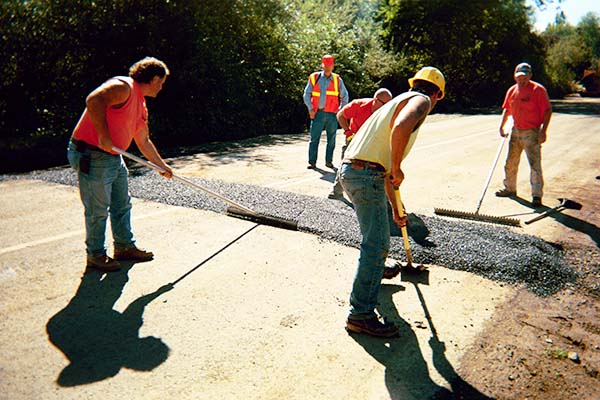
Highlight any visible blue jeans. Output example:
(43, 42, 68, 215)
(332, 136, 352, 194)
(67, 142, 136, 257)
(308, 110, 338, 164)
(339, 163, 389, 319)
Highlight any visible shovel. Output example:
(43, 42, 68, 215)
(393, 187, 427, 272)
(524, 198, 582, 225)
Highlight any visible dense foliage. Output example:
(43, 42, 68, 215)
(542, 12, 600, 95)
(0, 0, 598, 172)
(378, 0, 549, 110)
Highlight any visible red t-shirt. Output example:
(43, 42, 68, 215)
(342, 98, 374, 137)
(502, 81, 551, 130)
(72, 77, 148, 154)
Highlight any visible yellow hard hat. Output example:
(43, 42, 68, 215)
(408, 67, 445, 99)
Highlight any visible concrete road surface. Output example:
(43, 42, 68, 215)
(1, 97, 598, 399)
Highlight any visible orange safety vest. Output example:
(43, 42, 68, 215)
(309, 72, 340, 113)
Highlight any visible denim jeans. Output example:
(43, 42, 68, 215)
(67, 142, 136, 257)
(308, 110, 338, 164)
(331, 136, 352, 194)
(339, 163, 389, 319)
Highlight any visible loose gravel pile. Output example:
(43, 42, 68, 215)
(2, 167, 578, 296)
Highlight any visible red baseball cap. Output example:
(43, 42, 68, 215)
(322, 55, 334, 66)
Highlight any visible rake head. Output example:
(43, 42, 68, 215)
(226, 206, 298, 231)
(434, 207, 521, 227)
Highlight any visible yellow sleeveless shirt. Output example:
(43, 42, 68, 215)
(344, 92, 430, 172)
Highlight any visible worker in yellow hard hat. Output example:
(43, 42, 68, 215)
(338, 66, 445, 338)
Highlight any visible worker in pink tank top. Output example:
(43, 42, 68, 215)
(67, 57, 173, 272)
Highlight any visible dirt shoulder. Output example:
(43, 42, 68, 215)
(458, 246, 600, 400)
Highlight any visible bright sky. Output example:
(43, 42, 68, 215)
(529, 0, 600, 31)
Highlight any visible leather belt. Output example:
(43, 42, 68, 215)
(71, 138, 116, 156)
(345, 159, 385, 172)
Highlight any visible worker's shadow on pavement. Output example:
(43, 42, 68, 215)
(46, 262, 173, 387)
(349, 282, 491, 399)
(313, 166, 337, 183)
(514, 196, 600, 248)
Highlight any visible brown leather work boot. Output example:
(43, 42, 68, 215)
(382, 264, 401, 280)
(346, 316, 399, 338)
(86, 255, 121, 272)
(113, 246, 154, 262)
(495, 188, 516, 197)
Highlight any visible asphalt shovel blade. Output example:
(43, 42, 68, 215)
(558, 198, 583, 210)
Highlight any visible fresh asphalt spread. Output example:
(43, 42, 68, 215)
(2, 167, 578, 296)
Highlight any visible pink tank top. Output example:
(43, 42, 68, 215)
(72, 77, 148, 154)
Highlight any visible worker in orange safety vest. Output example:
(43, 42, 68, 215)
(302, 54, 349, 170)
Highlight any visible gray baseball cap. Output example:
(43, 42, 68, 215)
(515, 63, 532, 77)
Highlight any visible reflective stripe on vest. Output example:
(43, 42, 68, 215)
(310, 72, 340, 112)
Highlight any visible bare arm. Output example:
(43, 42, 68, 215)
(85, 79, 131, 152)
(384, 177, 408, 227)
(499, 108, 511, 137)
(389, 96, 430, 188)
(336, 107, 351, 131)
(384, 96, 429, 228)
(134, 126, 173, 178)
(538, 106, 552, 144)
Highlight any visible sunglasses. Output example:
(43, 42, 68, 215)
(376, 98, 388, 105)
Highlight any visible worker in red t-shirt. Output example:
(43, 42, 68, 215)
(496, 63, 552, 207)
(328, 88, 393, 199)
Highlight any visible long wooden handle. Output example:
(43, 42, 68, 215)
(394, 188, 413, 265)
(523, 205, 564, 225)
(112, 146, 256, 214)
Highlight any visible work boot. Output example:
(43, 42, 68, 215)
(325, 162, 335, 169)
(382, 264, 401, 280)
(86, 255, 121, 272)
(532, 196, 542, 207)
(495, 188, 516, 197)
(346, 316, 399, 338)
(307, 163, 316, 169)
(114, 246, 154, 262)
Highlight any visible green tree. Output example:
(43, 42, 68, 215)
(0, 0, 203, 163)
(282, 0, 398, 100)
(578, 12, 600, 67)
(541, 12, 599, 96)
(378, 0, 547, 110)
(0, 0, 305, 171)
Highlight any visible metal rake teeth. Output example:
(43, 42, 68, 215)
(434, 208, 521, 227)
